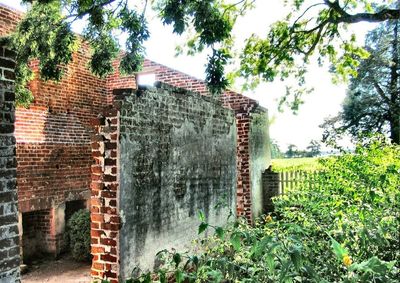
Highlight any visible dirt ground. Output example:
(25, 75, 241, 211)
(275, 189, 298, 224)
(21, 254, 91, 283)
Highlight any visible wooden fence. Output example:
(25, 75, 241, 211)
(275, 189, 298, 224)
(262, 168, 320, 213)
(277, 170, 319, 194)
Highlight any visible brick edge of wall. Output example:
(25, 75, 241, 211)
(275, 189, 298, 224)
(0, 45, 21, 282)
(90, 103, 121, 283)
(233, 103, 260, 224)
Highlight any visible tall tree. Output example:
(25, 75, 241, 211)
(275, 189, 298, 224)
(285, 144, 299, 158)
(322, 20, 400, 144)
(1, 0, 399, 106)
(306, 139, 321, 157)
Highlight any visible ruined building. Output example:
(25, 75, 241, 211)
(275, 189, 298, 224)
(0, 3, 270, 282)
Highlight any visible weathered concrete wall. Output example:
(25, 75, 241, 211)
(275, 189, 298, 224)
(139, 61, 271, 224)
(118, 83, 237, 279)
(249, 108, 271, 219)
(0, 45, 20, 282)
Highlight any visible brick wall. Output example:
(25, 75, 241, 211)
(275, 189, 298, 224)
(106, 57, 136, 104)
(91, 84, 237, 281)
(90, 105, 120, 283)
(220, 91, 259, 222)
(0, 5, 108, 209)
(118, 83, 237, 280)
(0, 44, 20, 282)
(102, 57, 270, 224)
(16, 44, 109, 214)
(0, 4, 111, 257)
(17, 51, 106, 256)
(143, 59, 209, 95)
(0, 4, 22, 36)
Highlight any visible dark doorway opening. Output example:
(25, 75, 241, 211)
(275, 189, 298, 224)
(65, 200, 87, 224)
(21, 209, 52, 264)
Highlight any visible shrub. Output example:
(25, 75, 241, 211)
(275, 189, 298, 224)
(66, 209, 91, 262)
(270, 136, 400, 281)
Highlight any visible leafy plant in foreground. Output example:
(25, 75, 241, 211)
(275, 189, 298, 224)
(105, 136, 399, 282)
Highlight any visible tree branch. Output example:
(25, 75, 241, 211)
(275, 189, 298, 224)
(292, 2, 325, 27)
(325, 0, 400, 23)
(65, 0, 117, 20)
(390, 19, 399, 109)
(222, 0, 256, 17)
(372, 81, 391, 105)
(304, 22, 326, 57)
(339, 9, 400, 23)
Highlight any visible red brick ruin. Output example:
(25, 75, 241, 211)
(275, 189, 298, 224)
(0, 4, 271, 282)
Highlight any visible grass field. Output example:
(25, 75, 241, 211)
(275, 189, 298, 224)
(271, 157, 322, 172)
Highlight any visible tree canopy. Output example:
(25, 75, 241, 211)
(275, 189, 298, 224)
(322, 20, 400, 144)
(238, 0, 399, 110)
(2, 0, 400, 107)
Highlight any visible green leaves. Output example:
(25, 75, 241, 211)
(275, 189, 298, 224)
(323, 20, 399, 144)
(157, 0, 238, 96)
(198, 210, 206, 222)
(173, 253, 181, 267)
(205, 48, 231, 96)
(9, 0, 400, 110)
(66, 209, 91, 261)
(238, 0, 399, 111)
(119, 7, 149, 75)
(159, 0, 233, 44)
(10, 0, 152, 104)
(206, 269, 223, 282)
(214, 227, 225, 239)
(330, 236, 348, 260)
(349, 256, 395, 274)
(229, 232, 241, 251)
(288, 244, 302, 271)
(198, 222, 208, 234)
(197, 211, 210, 235)
(175, 269, 184, 283)
(10, 0, 77, 105)
(159, 0, 187, 35)
(88, 32, 118, 77)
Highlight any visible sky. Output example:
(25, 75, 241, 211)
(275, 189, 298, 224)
(0, 0, 378, 151)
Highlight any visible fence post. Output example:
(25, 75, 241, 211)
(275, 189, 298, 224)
(262, 166, 280, 213)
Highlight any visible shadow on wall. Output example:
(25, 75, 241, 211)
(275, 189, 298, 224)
(116, 84, 237, 279)
(249, 109, 271, 219)
(16, 108, 93, 261)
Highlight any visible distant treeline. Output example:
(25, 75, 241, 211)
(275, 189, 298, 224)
(271, 139, 321, 159)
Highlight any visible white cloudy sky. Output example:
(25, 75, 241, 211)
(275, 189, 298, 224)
(1, 0, 378, 151)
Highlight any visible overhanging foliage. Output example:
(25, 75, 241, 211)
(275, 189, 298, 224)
(2, 0, 400, 107)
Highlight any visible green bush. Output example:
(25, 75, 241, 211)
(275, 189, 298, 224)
(269, 136, 400, 281)
(127, 136, 399, 282)
(66, 209, 91, 262)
